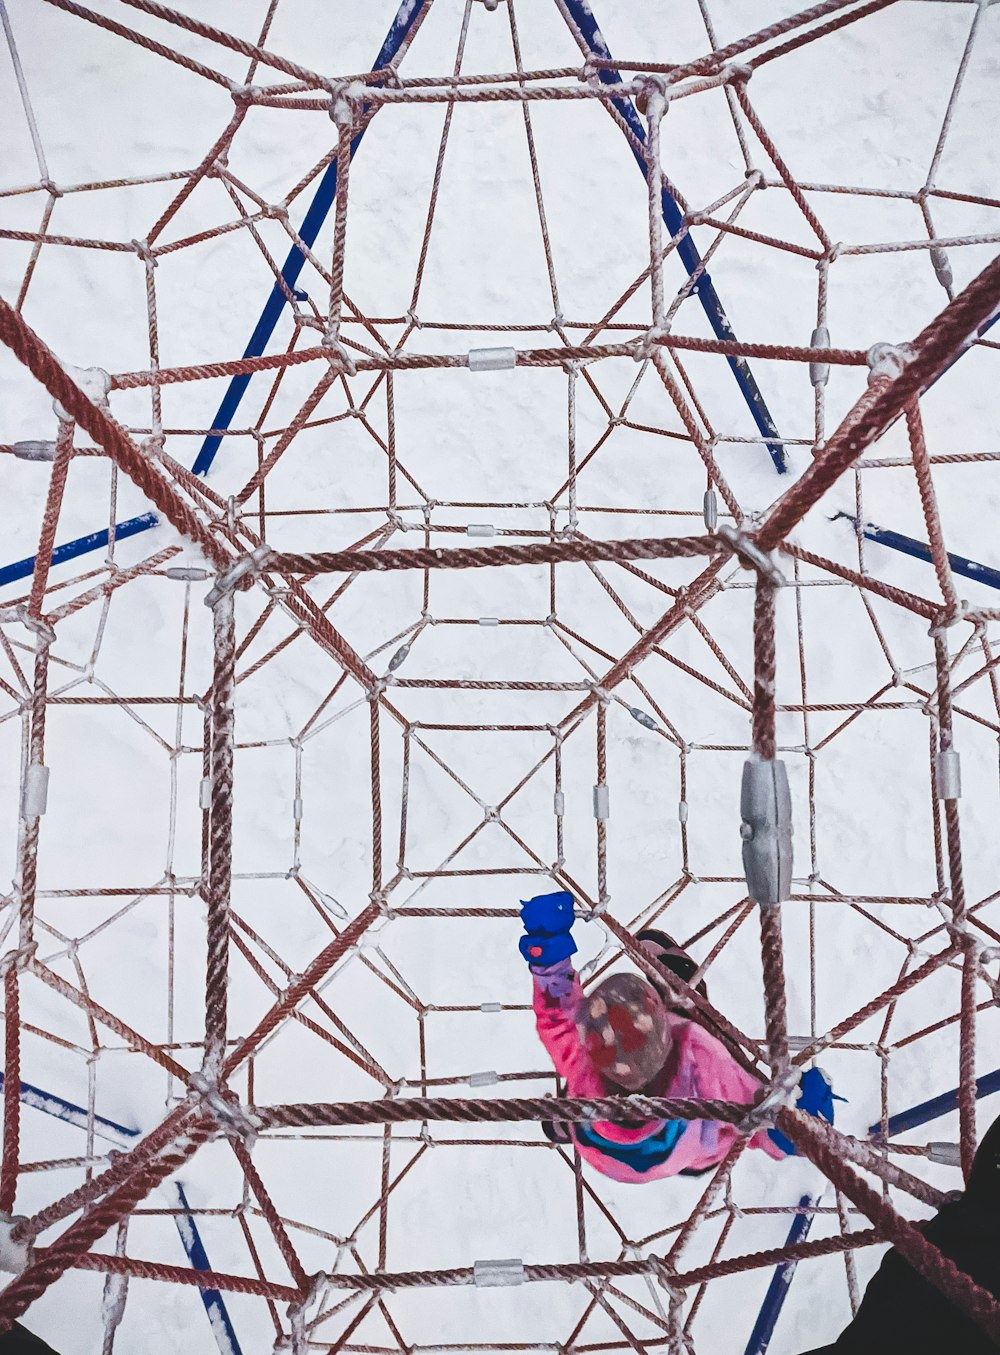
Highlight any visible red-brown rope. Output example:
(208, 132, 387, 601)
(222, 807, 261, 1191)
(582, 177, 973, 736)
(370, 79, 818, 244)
(0, 297, 233, 573)
(268, 535, 722, 576)
(0, 969, 21, 1215)
(253, 1091, 750, 1131)
(756, 250, 1000, 551)
(779, 1107, 1000, 1345)
(0, 1120, 211, 1334)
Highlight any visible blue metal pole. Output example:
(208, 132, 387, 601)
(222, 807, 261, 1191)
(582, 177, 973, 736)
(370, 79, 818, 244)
(559, 0, 788, 472)
(174, 1184, 242, 1355)
(0, 1072, 136, 1142)
(0, 0, 433, 588)
(0, 1073, 243, 1355)
(834, 512, 1000, 594)
(191, 0, 432, 477)
(868, 1067, 1000, 1140)
(0, 513, 157, 589)
(744, 1195, 816, 1355)
(6, 0, 998, 606)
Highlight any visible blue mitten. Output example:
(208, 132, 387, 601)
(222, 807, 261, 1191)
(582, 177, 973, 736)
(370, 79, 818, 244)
(768, 1067, 845, 1157)
(519, 891, 576, 968)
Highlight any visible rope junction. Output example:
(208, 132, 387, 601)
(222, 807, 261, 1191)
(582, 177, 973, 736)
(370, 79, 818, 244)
(1, 0, 1000, 1351)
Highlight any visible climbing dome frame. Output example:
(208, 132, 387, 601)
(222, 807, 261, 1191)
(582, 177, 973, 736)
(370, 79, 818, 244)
(2, 0, 1000, 1351)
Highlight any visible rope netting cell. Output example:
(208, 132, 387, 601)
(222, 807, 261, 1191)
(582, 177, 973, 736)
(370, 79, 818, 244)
(1, 0, 1000, 1351)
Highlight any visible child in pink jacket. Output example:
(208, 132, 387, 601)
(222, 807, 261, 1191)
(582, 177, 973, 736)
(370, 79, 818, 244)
(520, 891, 833, 1183)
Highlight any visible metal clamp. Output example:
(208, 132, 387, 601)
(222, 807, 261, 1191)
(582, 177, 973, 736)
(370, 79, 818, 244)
(11, 440, 56, 462)
(930, 246, 953, 291)
(468, 1070, 498, 1088)
(165, 566, 211, 582)
(387, 641, 411, 672)
(468, 347, 516, 372)
(928, 1141, 961, 1168)
(629, 706, 658, 731)
(936, 747, 962, 800)
(716, 525, 785, 585)
(740, 757, 793, 906)
(473, 1258, 525, 1288)
(204, 545, 273, 606)
(189, 1072, 261, 1146)
(21, 764, 50, 819)
(809, 325, 831, 388)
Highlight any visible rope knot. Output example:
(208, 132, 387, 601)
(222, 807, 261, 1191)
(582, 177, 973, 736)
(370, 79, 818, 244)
(131, 238, 156, 266)
(586, 680, 611, 704)
(189, 1072, 261, 1147)
(0, 605, 56, 646)
(369, 890, 394, 920)
(321, 333, 358, 377)
(648, 1254, 680, 1298)
(716, 524, 785, 584)
(725, 61, 753, 86)
(635, 75, 668, 118)
(928, 599, 969, 637)
(0, 942, 37, 980)
(866, 341, 914, 383)
(328, 83, 360, 128)
(279, 1272, 334, 1355)
(631, 326, 665, 362)
(739, 1065, 800, 1136)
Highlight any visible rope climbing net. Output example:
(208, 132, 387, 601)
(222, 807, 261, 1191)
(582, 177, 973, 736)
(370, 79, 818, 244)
(1, 0, 1000, 1351)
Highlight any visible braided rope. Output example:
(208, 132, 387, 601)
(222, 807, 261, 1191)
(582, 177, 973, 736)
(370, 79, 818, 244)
(0, 2, 996, 1346)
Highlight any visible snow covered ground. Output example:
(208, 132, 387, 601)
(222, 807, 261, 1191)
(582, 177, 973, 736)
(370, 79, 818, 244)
(2, 1, 1000, 1351)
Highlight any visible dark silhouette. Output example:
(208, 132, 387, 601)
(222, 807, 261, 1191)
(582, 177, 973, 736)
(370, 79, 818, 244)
(802, 1111, 1000, 1353)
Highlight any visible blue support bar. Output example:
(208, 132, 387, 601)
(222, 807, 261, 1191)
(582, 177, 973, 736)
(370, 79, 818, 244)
(0, 0, 432, 589)
(834, 512, 1000, 594)
(869, 1067, 1000, 1140)
(4, 0, 997, 605)
(0, 513, 158, 589)
(744, 1195, 816, 1355)
(0, 1073, 243, 1355)
(0, 1072, 136, 1142)
(191, 0, 432, 477)
(560, 0, 788, 472)
(174, 1184, 242, 1355)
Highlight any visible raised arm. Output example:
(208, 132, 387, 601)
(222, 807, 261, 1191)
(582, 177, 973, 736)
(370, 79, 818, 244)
(530, 957, 592, 1081)
(518, 892, 598, 1086)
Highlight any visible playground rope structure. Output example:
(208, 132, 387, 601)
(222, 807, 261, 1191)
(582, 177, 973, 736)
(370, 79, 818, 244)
(2, 0, 1000, 1351)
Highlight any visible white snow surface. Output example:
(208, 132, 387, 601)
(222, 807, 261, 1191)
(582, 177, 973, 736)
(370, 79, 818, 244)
(1, 1, 1000, 1353)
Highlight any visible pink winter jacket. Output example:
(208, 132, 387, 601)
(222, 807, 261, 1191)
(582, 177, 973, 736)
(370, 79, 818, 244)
(532, 959, 784, 1182)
